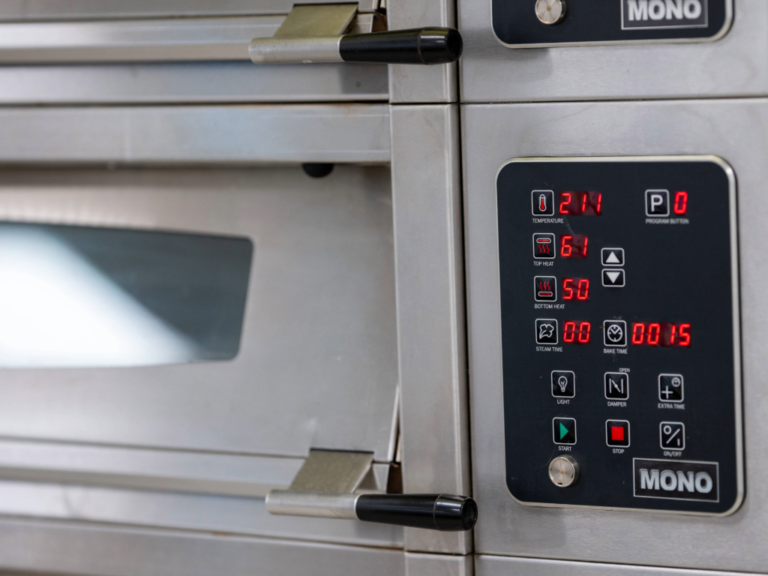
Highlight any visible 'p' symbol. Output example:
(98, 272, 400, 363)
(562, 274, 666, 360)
(645, 190, 670, 217)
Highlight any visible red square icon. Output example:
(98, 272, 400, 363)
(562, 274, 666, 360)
(606, 420, 630, 447)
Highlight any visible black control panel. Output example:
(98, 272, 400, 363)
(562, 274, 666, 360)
(497, 158, 743, 515)
(492, 0, 731, 47)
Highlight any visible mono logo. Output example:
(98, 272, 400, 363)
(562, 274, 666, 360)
(634, 459, 719, 502)
(622, 0, 708, 30)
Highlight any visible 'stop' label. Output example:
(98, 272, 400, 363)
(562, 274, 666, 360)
(622, 0, 708, 29)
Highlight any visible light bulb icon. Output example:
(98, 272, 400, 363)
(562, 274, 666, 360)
(558, 375, 568, 393)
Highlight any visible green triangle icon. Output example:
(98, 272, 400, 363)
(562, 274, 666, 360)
(559, 422, 569, 439)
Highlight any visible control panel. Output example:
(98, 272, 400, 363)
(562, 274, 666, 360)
(497, 157, 743, 515)
(492, 0, 732, 47)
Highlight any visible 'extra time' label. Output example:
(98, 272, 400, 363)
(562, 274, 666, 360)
(633, 459, 719, 502)
(622, 0, 708, 29)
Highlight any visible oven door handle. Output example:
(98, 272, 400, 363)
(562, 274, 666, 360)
(249, 27, 462, 65)
(266, 491, 478, 531)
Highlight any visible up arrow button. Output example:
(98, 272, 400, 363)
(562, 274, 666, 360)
(601, 247, 625, 267)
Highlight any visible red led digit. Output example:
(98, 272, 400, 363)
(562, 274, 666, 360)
(647, 323, 661, 345)
(669, 324, 677, 345)
(594, 193, 602, 215)
(559, 192, 571, 214)
(561, 236, 573, 257)
(674, 191, 688, 215)
(632, 323, 645, 345)
(577, 322, 591, 343)
(562, 278, 574, 300)
(581, 193, 588, 214)
(560, 235, 588, 258)
(564, 321, 576, 343)
(576, 279, 589, 301)
(679, 323, 692, 346)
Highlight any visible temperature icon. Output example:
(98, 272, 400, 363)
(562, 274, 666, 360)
(531, 190, 555, 216)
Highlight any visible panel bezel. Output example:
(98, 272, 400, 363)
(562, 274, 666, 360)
(495, 155, 743, 517)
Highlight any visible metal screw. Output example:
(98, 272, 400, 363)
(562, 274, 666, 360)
(548, 455, 579, 487)
(535, 0, 567, 25)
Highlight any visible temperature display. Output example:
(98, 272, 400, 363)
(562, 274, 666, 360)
(631, 322, 692, 347)
(562, 278, 589, 301)
(559, 192, 602, 216)
(563, 321, 591, 344)
(560, 234, 589, 258)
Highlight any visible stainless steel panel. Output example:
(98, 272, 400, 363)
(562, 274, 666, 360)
(406, 552, 474, 576)
(458, 0, 768, 102)
(391, 105, 471, 554)
(476, 556, 752, 576)
(463, 99, 768, 571)
(0, 17, 271, 63)
(0, 0, 379, 21)
(0, 12, 374, 64)
(0, 105, 390, 164)
(0, 519, 403, 576)
(0, 166, 398, 462)
(0, 440, 304, 497)
(388, 0, 457, 103)
(0, 440, 389, 496)
(0, 481, 402, 547)
(0, 62, 388, 105)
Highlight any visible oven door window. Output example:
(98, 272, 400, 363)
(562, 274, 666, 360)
(0, 223, 252, 368)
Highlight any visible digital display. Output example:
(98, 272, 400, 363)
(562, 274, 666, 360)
(673, 191, 688, 215)
(563, 321, 591, 344)
(560, 234, 589, 258)
(631, 322, 691, 347)
(558, 192, 602, 216)
(562, 278, 589, 301)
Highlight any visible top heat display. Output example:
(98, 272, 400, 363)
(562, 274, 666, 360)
(492, 0, 733, 47)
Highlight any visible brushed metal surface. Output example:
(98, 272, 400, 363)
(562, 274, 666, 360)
(0, 16, 270, 63)
(0, 480, 402, 547)
(391, 105, 471, 554)
(0, 441, 392, 497)
(388, 0, 457, 103)
(0, 62, 389, 104)
(266, 491, 360, 519)
(249, 37, 344, 64)
(476, 556, 754, 576)
(0, 0, 379, 21)
(405, 552, 474, 576)
(0, 166, 398, 462)
(0, 519, 403, 576)
(0, 105, 390, 164)
(462, 99, 768, 571)
(289, 450, 373, 493)
(458, 0, 768, 102)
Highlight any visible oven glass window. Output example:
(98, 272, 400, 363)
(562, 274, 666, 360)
(0, 223, 253, 368)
